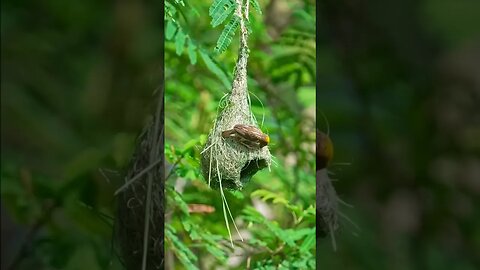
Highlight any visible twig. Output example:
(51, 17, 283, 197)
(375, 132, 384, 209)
(165, 155, 184, 181)
(114, 157, 162, 196)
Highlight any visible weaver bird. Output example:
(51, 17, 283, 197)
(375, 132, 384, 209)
(222, 124, 270, 149)
(317, 129, 333, 170)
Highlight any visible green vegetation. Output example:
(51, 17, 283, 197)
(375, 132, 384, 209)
(2, 0, 479, 270)
(164, 0, 316, 269)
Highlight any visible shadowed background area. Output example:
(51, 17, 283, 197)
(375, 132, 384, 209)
(1, 0, 162, 269)
(316, 0, 480, 269)
(2, 0, 317, 269)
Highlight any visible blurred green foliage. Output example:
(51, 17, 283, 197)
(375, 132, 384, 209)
(2, 0, 162, 269)
(316, 0, 480, 269)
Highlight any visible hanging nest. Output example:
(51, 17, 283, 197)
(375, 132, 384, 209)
(115, 98, 164, 269)
(316, 129, 339, 248)
(316, 169, 339, 239)
(200, 91, 272, 190)
(200, 1, 272, 191)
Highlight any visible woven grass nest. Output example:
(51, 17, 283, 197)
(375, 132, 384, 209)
(200, 3, 271, 191)
(199, 51, 272, 190)
(200, 93, 272, 190)
(115, 97, 164, 269)
(316, 129, 341, 250)
(317, 168, 339, 242)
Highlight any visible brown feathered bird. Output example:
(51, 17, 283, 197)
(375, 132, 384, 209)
(316, 130, 333, 170)
(222, 124, 270, 149)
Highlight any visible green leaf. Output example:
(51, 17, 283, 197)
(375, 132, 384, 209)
(250, 0, 262, 15)
(300, 233, 315, 253)
(173, 0, 185, 6)
(209, 0, 227, 15)
(282, 227, 315, 245)
(297, 86, 315, 108)
(248, 238, 268, 247)
(205, 245, 228, 263)
(165, 1, 177, 18)
(187, 39, 197, 65)
(175, 30, 186, 55)
(182, 136, 201, 154)
(181, 218, 201, 240)
(299, 205, 316, 221)
(230, 190, 245, 200)
(199, 134, 207, 145)
(241, 206, 296, 247)
(199, 50, 231, 90)
(251, 189, 288, 205)
(214, 15, 240, 55)
(180, 218, 228, 263)
(167, 185, 190, 215)
(241, 206, 265, 223)
(209, 0, 236, 27)
(250, 189, 301, 215)
(166, 20, 177, 40)
(166, 225, 199, 270)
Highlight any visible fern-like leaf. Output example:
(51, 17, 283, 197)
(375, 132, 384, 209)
(181, 218, 229, 263)
(214, 15, 240, 55)
(166, 185, 190, 215)
(251, 189, 302, 215)
(166, 225, 199, 270)
(166, 20, 177, 40)
(187, 38, 197, 65)
(173, 0, 185, 6)
(175, 30, 186, 55)
(209, 0, 222, 15)
(199, 50, 231, 89)
(299, 233, 315, 253)
(165, 1, 177, 18)
(241, 206, 296, 247)
(250, 0, 262, 14)
(209, 0, 236, 27)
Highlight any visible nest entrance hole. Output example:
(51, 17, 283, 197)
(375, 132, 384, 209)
(240, 158, 267, 185)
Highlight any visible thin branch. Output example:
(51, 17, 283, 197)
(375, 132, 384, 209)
(114, 157, 163, 196)
(165, 156, 184, 181)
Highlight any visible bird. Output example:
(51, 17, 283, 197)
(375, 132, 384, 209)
(222, 124, 270, 149)
(317, 129, 333, 170)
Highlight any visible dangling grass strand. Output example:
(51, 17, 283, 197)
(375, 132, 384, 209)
(248, 90, 266, 128)
(217, 159, 234, 248)
(208, 147, 213, 187)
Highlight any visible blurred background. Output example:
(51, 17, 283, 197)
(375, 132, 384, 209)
(316, 0, 480, 269)
(1, 0, 479, 269)
(1, 0, 162, 269)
